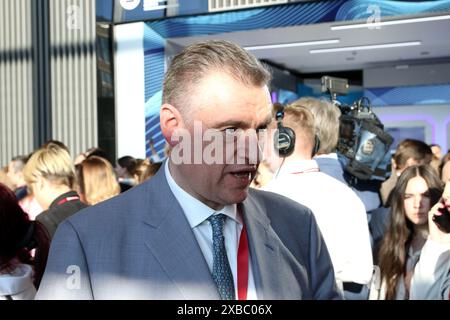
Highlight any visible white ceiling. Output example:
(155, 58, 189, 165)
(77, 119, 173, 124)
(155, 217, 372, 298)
(168, 14, 450, 74)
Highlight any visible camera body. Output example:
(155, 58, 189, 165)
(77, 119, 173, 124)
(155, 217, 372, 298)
(322, 76, 394, 180)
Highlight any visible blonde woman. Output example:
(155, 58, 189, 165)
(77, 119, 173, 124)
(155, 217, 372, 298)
(76, 156, 120, 205)
(23, 143, 87, 239)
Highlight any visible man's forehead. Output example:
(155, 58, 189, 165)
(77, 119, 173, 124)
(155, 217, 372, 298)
(211, 103, 272, 123)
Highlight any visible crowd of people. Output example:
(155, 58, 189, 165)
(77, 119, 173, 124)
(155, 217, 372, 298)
(0, 40, 449, 300)
(255, 97, 450, 300)
(0, 143, 162, 299)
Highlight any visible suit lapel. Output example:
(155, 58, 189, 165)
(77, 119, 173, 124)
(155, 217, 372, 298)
(241, 193, 283, 300)
(138, 164, 293, 299)
(140, 165, 219, 299)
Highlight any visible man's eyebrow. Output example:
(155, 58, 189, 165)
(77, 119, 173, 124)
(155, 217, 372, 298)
(213, 114, 273, 129)
(213, 120, 248, 129)
(258, 114, 274, 128)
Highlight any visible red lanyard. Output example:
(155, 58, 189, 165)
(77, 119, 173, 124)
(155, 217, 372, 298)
(237, 221, 249, 300)
(291, 168, 319, 174)
(57, 196, 80, 205)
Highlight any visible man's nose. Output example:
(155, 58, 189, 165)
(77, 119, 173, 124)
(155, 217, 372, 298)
(236, 129, 263, 165)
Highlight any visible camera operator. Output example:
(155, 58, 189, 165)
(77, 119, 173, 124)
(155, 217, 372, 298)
(263, 102, 373, 300)
(298, 97, 382, 213)
(318, 77, 395, 214)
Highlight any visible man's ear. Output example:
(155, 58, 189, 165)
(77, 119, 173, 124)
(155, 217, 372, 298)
(160, 104, 183, 147)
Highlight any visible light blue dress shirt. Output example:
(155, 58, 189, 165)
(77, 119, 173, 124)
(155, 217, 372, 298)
(165, 161, 257, 299)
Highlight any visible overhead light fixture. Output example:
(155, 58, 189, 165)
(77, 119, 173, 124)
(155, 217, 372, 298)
(310, 41, 421, 54)
(244, 39, 340, 51)
(331, 14, 450, 30)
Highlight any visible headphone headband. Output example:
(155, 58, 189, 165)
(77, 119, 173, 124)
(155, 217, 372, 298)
(275, 109, 284, 121)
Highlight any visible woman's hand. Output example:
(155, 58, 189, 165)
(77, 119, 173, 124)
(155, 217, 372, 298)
(428, 200, 450, 244)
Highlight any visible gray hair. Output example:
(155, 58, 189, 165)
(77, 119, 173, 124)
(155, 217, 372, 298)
(294, 97, 341, 154)
(162, 40, 271, 115)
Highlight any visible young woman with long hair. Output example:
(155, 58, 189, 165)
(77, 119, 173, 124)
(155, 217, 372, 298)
(378, 165, 443, 299)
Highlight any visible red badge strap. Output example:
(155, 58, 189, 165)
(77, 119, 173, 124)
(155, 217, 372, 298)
(57, 196, 80, 206)
(237, 222, 249, 300)
(291, 168, 319, 174)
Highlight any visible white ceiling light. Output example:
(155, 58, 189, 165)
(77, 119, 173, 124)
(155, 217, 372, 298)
(244, 39, 339, 51)
(331, 14, 450, 30)
(310, 41, 421, 54)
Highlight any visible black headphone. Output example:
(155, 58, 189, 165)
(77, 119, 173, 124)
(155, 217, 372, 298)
(274, 107, 296, 157)
(312, 133, 321, 157)
(274, 105, 321, 157)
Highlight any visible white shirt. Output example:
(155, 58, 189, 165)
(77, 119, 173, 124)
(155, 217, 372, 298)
(264, 160, 373, 285)
(380, 239, 450, 300)
(0, 264, 36, 300)
(165, 161, 257, 299)
(410, 238, 450, 300)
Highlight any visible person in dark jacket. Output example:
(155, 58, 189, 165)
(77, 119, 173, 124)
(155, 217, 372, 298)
(0, 183, 50, 297)
(23, 143, 87, 239)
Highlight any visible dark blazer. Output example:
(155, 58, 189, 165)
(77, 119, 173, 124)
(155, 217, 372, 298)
(36, 191, 88, 239)
(36, 166, 341, 300)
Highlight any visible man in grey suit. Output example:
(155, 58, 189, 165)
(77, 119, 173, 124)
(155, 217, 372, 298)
(36, 40, 341, 300)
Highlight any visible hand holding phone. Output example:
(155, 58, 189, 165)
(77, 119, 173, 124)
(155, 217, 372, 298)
(432, 198, 450, 233)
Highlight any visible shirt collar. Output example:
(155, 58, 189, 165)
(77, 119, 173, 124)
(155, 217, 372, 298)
(164, 160, 240, 228)
(314, 152, 338, 160)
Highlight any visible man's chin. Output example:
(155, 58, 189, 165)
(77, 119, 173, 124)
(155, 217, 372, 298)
(227, 189, 249, 205)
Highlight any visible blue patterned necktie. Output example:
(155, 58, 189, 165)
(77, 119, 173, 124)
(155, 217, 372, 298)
(208, 214, 235, 300)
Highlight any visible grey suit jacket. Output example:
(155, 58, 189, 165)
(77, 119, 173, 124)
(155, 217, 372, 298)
(36, 166, 341, 300)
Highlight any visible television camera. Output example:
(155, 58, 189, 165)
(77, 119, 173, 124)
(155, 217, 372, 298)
(321, 76, 394, 180)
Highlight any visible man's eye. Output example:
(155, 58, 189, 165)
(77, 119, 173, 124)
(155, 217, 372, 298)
(224, 128, 237, 134)
(257, 127, 268, 134)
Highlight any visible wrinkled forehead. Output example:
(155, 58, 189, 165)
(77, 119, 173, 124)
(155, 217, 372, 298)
(199, 99, 272, 127)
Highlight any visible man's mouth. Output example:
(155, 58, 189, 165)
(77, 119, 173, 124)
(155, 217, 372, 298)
(233, 172, 252, 179)
(228, 167, 257, 181)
